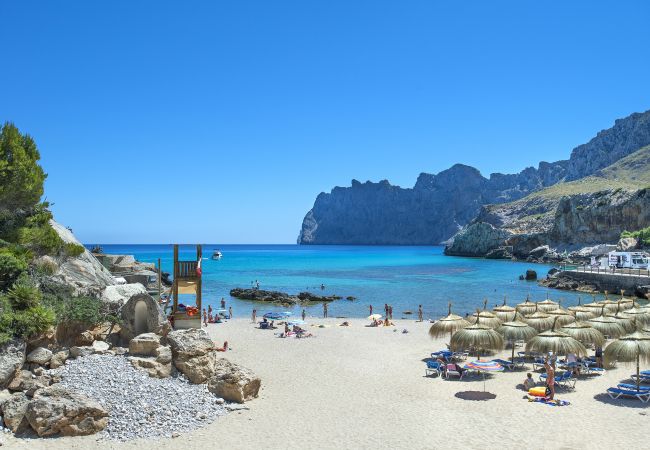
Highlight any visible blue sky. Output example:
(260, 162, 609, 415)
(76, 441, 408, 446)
(1, 1, 649, 243)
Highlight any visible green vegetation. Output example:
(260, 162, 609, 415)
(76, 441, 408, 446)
(0, 122, 92, 344)
(621, 226, 650, 246)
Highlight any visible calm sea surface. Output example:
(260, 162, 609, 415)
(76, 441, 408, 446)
(94, 245, 604, 319)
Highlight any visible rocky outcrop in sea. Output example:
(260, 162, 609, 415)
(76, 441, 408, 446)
(229, 288, 342, 305)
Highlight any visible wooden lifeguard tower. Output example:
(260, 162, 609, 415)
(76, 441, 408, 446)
(171, 244, 203, 329)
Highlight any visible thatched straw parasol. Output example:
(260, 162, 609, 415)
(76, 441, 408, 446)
(568, 297, 596, 321)
(492, 296, 517, 322)
(597, 292, 620, 314)
(450, 311, 504, 359)
(587, 306, 626, 339)
(546, 300, 576, 326)
(525, 317, 588, 356)
(604, 330, 650, 391)
(429, 302, 471, 341)
(583, 295, 605, 315)
(523, 304, 555, 332)
(624, 301, 650, 327)
(617, 292, 634, 311)
(516, 296, 537, 316)
(560, 321, 605, 347)
(536, 294, 559, 313)
(468, 299, 502, 329)
(496, 320, 537, 362)
(606, 305, 635, 334)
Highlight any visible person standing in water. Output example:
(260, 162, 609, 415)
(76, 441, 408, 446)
(302, 309, 306, 321)
(418, 305, 423, 322)
(323, 302, 328, 318)
(220, 298, 226, 309)
(251, 308, 257, 323)
(369, 305, 373, 316)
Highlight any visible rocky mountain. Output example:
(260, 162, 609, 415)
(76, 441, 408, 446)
(298, 109, 650, 245)
(445, 145, 650, 257)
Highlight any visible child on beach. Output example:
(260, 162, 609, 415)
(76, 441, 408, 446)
(202, 309, 208, 327)
(523, 373, 535, 390)
(252, 308, 257, 323)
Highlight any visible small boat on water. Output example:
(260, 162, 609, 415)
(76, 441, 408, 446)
(211, 249, 223, 260)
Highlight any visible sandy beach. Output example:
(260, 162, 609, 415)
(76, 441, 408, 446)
(6, 317, 649, 449)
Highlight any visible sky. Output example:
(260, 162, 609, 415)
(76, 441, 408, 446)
(1, 1, 650, 244)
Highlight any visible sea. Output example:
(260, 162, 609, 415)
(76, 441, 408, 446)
(94, 244, 604, 319)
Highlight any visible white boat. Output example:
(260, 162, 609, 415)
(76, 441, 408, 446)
(211, 250, 223, 260)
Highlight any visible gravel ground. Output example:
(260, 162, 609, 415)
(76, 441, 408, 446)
(50, 354, 227, 441)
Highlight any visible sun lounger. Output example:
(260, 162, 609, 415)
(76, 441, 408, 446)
(444, 363, 464, 380)
(452, 351, 468, 361)
(532, 358, 546, 371)
(425, 361, 443, 377)
(641, 370, 650, 376)
(259, 322, 270, 329)
(607, 388, 650, 403)
(539, 371, 575, 389)
(492, 359, 515, 370)
(617, 383, 650, 391)
(630, 374, 650, 383)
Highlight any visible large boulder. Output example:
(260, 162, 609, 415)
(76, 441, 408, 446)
(49, 350, 69, 369)
(617, 237, 639, 251)
(119, 293, 169, 342)
(92, 340, 110, 354)
(101, 283, 148, 311)
(129, 333, 161, 356)
(1, 392, 30, 433)
(69, 346, 95, 358)
(207, 359, 261, 403)
(47, 220, 115, 297)
(26, 347, 53, 365)
(128, 355, 172, 379)
(167, 329, 217, 383)
(25, 386, 108, 437)
(7, 370, 52, 397)
(0, 340, 25, 389)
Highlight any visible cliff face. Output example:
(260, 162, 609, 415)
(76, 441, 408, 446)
(299, 109, 650, 245)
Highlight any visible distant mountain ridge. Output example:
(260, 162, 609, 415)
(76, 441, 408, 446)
(298, 109, 650, 245)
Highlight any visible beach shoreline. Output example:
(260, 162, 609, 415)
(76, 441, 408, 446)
(6, 317, 648, 449)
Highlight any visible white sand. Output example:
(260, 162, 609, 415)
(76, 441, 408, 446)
(6, 318, 649, 449)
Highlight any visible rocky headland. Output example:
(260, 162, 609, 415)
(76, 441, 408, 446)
(229, 288, 344, 305)
(298, 110, 650, 248)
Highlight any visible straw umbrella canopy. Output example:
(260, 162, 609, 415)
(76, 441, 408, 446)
(497, 320, 538, 362)
(450, 311, 504, 358)
(428, 303, 470, 341)
(525, 318, 588, 357)
(623, 301, 650, 327)
(536, 294, 559, 313)
(546, 300, 576, 326)
(560, 321, 605, 347)
(605, 305, 636, 334)
(583, 295, 605, 315)
(516, 296, 537, 316)
(492, 296, 517, 322)
(523, 304, 555, 332)
(587, 306, 626, 339)
(468, 299, 502, 329)
(617, 292, 634, 311)
(597, 292, 620, 314)
(604, 331, 650, 391)
(568, 297, 597, 321)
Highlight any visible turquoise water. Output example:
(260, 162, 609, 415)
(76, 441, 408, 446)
(95, 245, 604, 319)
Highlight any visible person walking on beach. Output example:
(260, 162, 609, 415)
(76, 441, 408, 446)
(388, 305, 393, 320)
(369, 305, 373, 316)
(202, 308, 208, 327)
(252, 308, 257, 323)
(302, 309, 306, 321)
(220, 298, 226, 309)
(323, 302, 328, 318)
(208, 305, 213, 320)
(418, 305, 423, 322)
(544, 356, 555, 400)
(229, 306, 233, 319)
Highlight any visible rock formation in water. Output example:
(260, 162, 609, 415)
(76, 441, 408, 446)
(298, 109, 650, 245)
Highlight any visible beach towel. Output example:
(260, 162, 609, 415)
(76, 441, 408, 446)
(526, 396, 570, 406)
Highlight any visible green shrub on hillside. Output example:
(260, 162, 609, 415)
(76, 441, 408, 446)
(45, 294, 119, 326)
(621, 227, 650, 246)
(9, 305, 56, 339)
(0, 252, 28, 291)
(64, 243, 86, 257)
(7, 278, 42, 310)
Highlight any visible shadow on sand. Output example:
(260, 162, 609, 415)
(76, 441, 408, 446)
(455, 391, 496, 401)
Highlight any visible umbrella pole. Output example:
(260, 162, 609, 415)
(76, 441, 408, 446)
(511, 343, 515, 362)
(637, 351, 640, 392)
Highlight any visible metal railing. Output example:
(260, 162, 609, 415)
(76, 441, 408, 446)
(560, 264, 650, 278)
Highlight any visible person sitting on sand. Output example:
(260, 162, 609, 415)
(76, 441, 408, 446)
(383, 318, 393, 326)
(523, 373, 536, 390)
(285, 323, 290, 334)
(340, 321, 349, 327)
(215, 341, 228, 352)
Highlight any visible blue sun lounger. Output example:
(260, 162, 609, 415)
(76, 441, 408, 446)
(425, 360, 443, 377)
(492, 359, 515, 370)
(607, 388, 650, 403)
(617, 383, 650, 391)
